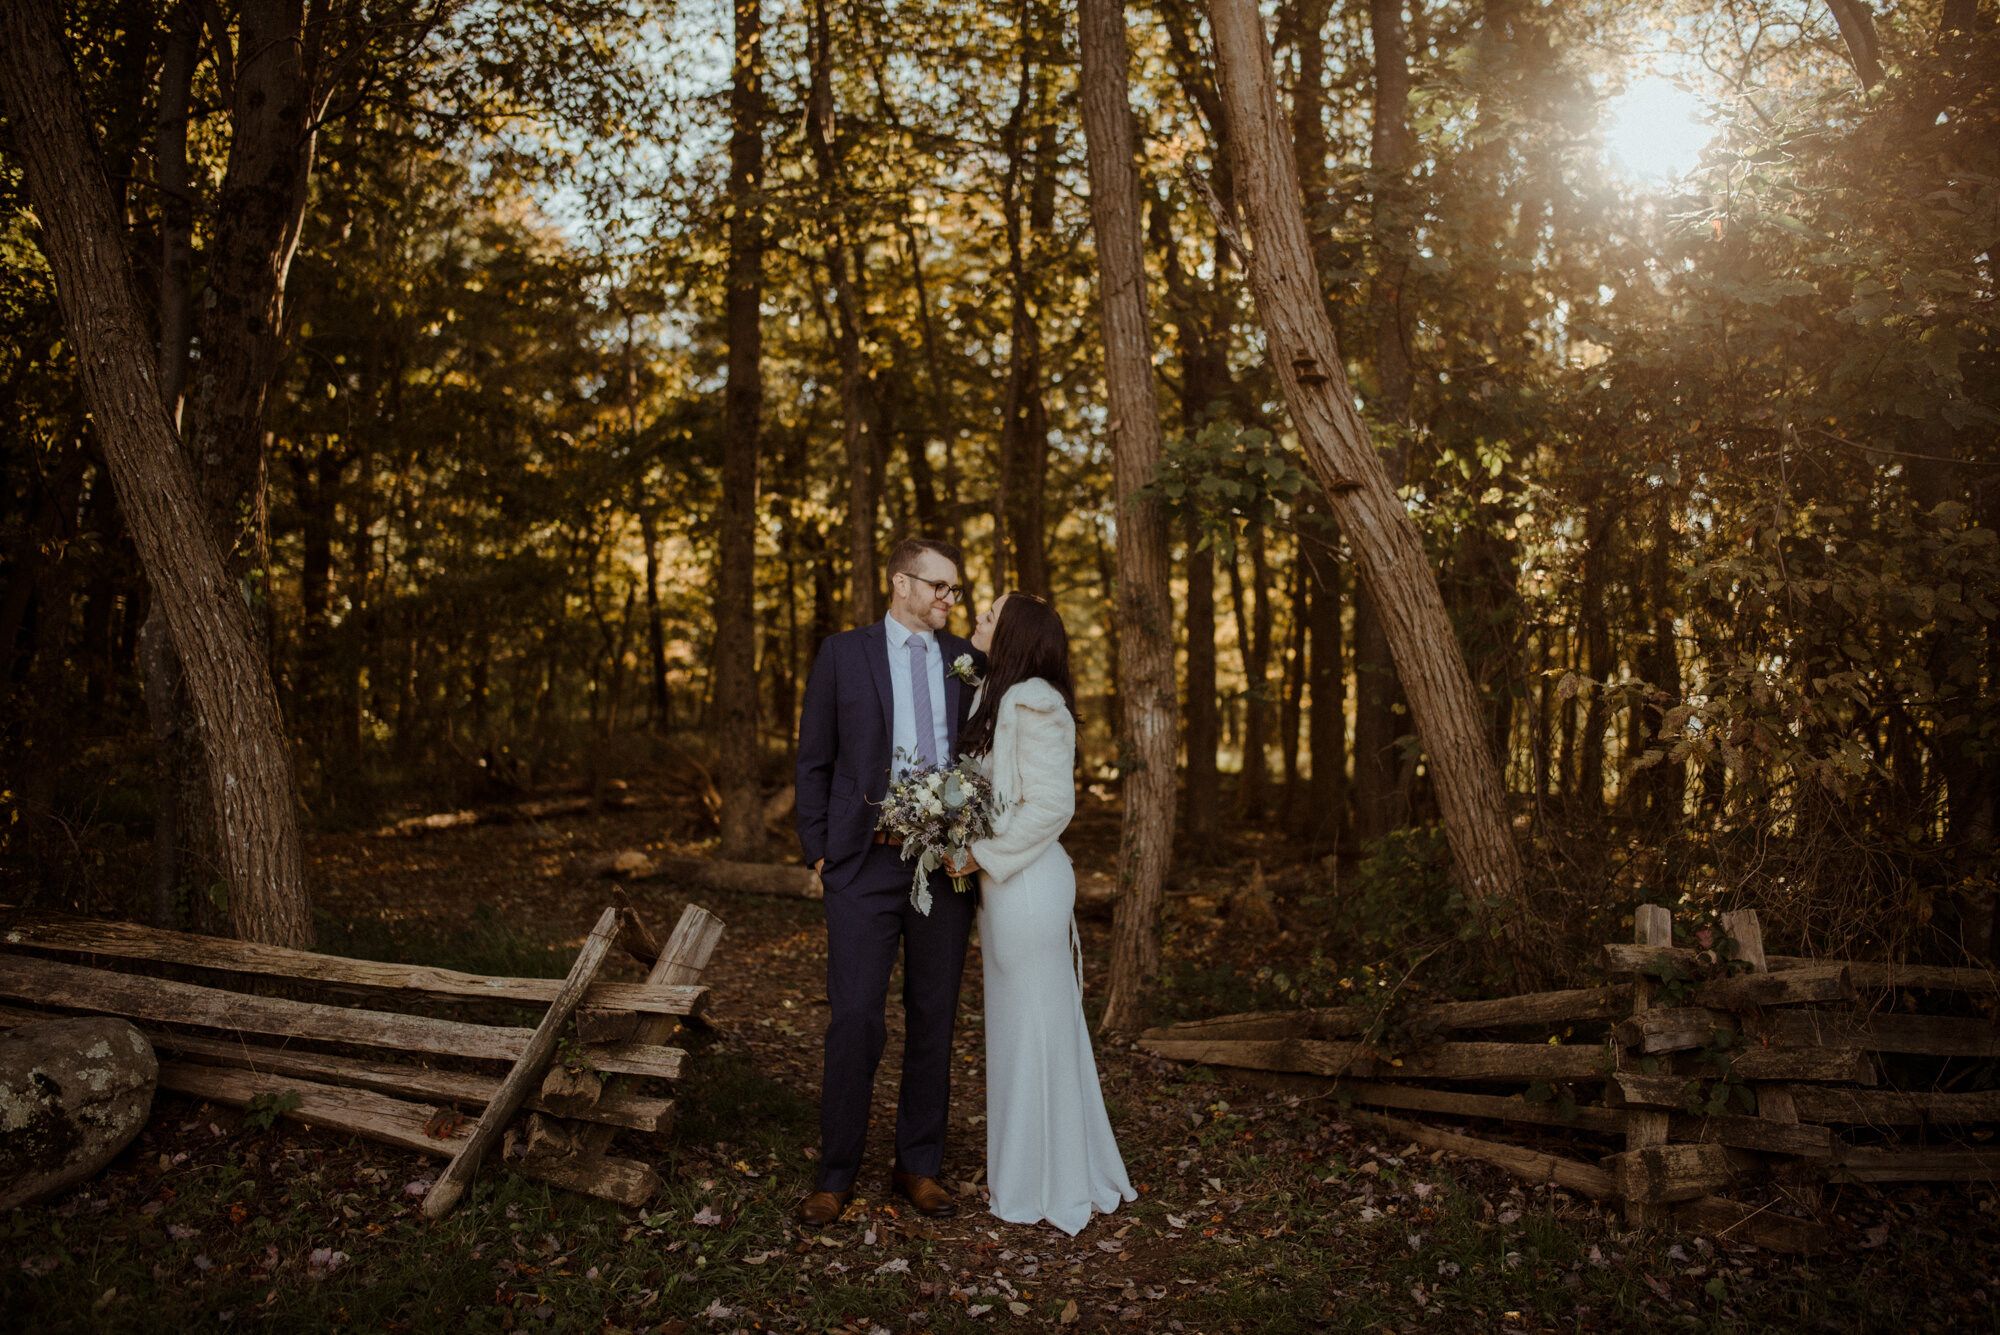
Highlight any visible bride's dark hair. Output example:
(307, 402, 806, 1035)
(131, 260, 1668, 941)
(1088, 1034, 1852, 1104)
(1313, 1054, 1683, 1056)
(961, 592, 1078, 757)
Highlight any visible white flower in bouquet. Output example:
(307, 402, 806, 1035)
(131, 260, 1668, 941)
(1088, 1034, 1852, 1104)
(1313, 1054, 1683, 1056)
(875, 749, 1001, 914)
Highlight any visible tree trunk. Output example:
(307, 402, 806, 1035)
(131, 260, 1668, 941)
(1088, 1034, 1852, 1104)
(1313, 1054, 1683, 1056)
(640, 506, 669, 725)
(1079, 0, 1178, 1036)
(1183, 514, 1221, 843)
(158, 0, 320, 943)
(1529, 622, 1552, 820)
(156, 0, 197, 420)
(182, 0, 319, 581)
(996, 23, 1054, 600)
(1302, 497, 1346, 847)
(1149, 185, 1227, 846)
(0, 0, 311, 946)
(1279, 548, 1307, 825)
(145, 0, 201, 928)
(808, 0, 879, 624)
(1225, 529, 1254, 800)
(901, 223, 959, 542)
(1352, 0, 1419, 847)
(1204, 0, 1524, 924)
(1636, 496, 1682, 824)
(1240, 519, 1274, 819)
(1577, 505, 1612, 815)
(714, 0, 767, 861)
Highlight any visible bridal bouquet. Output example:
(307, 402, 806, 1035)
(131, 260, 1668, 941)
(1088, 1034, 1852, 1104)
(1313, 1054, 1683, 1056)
(876, 751, 1000, 915)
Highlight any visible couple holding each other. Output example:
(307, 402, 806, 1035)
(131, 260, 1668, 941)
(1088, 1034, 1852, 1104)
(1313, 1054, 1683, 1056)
(792, 537, 1134, 1235)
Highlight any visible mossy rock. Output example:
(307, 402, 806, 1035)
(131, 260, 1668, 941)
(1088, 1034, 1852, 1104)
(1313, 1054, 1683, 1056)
(1, 1015, 156, 1210)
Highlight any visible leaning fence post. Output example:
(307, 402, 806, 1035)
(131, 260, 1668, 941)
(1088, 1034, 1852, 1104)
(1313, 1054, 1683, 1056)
(1620, 903, 1674, 1229)
(422, 906, 625, 1220)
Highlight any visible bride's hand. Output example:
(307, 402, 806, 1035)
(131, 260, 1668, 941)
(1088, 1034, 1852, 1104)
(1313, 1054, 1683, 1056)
(946, 853, 981, 877)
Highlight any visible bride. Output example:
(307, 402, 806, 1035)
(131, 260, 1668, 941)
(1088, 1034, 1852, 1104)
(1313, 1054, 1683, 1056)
(954, 591, 1135, 1234)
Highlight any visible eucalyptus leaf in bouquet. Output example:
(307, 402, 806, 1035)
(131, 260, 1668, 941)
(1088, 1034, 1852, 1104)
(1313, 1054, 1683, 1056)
(875, 750, 1000, 914)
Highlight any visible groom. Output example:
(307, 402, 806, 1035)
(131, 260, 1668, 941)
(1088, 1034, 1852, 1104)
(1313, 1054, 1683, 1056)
(793, 537, 983, 1225)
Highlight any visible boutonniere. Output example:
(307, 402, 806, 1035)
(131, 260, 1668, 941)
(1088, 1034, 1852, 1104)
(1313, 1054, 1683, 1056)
(947, 653, 981, 686)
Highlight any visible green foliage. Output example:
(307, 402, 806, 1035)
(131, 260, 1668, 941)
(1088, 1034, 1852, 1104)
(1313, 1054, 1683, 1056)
(1521, 1080, 1582, 1124)
(242, 1090, 302, 1133)
(3, 0, 1996, 973)
(1144, 420, 1311, 556)
(555, 1032, 598, 1077)
(1343, 826, 1464, 955)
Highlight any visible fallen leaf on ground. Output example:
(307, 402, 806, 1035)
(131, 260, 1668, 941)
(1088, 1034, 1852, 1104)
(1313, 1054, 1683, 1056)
(306, 1248, 347, 1279)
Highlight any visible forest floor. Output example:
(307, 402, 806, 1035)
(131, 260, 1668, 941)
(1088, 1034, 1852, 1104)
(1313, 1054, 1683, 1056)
(6, 789, 1998, 1334)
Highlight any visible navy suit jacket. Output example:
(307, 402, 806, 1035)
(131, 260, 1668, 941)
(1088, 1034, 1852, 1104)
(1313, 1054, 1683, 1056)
(795, 621, 981, 894)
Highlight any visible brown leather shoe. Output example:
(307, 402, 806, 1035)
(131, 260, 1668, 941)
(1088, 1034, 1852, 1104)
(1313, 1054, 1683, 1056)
(892, 1170, 958, 1218)
(794, 1188, 852, 1226)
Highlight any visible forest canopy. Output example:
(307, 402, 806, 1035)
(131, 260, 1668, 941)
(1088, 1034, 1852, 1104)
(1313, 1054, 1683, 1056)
(2, 0, 1995, 978)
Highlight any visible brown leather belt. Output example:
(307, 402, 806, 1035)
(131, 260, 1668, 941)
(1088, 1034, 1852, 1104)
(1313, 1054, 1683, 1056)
(872, 831, 903, 847)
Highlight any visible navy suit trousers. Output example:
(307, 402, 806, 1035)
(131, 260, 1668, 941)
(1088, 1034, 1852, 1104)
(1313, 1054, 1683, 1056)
(817, 842, 975, 1192)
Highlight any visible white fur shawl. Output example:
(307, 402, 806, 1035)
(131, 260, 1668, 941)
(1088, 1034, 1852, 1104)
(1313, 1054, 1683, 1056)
(968, 677, 1076, 882)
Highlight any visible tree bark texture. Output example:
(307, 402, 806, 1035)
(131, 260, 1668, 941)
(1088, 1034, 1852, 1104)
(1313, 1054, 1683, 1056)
(1237, 518, 1273, 819)
(182, 0, 321, 576)
(1151, 188, 1226, 844)
(1182, 514, 1221, 842)
(995, 15, 1055, 600)
(1279, 553, 1307, 823)
(1353, 0, 1419, 845)
(715, 0, 768, 860)
(807, 0, 879, 624)
(0, 0, 312, 947)
(1303, 499, 1346, 846)
(1079, 0, 1178, 1035)
(155, 0, 198, 416)
(1204, 0, 1523, 920)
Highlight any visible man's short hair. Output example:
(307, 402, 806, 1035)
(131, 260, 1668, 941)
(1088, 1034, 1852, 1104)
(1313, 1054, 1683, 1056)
(886, 537, 964, 581)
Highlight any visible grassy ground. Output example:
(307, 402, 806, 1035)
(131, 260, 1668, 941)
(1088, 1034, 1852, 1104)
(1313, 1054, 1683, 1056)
(6, 802, 1997, 1334)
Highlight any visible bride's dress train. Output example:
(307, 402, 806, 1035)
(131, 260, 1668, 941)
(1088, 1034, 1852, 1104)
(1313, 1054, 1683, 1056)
(971, 678, 1134, 1235)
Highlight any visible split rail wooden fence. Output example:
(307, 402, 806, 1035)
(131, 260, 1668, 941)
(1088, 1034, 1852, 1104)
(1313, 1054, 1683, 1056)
(1138, 906, 1998, 1253)
(0, 899, 723, 1216)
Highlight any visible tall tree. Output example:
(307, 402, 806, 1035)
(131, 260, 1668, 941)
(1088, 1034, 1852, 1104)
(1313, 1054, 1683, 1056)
(1236, 517, 1274, 818)
(1204, 0, 1526, 931)
(185, 0, 321, 568)
(1352, 0, 1418, 844)
(715, 0, 768, 860)
(994, 1, 1056, 599)
(1150, 187, 1225, 846)
(807, 0, 880, 624)
(1079, 0, 1177, 1034)
(1302, 497, 1346, 845)
(0, 0, 312, 946)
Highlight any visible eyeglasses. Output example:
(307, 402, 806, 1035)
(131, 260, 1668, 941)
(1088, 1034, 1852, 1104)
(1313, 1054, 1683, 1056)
(901, 574, 964, 603)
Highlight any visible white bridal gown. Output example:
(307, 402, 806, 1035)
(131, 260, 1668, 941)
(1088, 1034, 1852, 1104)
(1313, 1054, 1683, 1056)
(969, 677, 1135, 1235)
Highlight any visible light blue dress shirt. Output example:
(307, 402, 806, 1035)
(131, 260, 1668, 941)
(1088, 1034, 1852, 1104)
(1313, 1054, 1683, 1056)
(883, 613, 952, 776)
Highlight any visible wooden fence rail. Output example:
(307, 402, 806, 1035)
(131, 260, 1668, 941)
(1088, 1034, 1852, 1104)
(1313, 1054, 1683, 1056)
(1138, 904, 2000, 1253)
(0, 901, 724, 1213)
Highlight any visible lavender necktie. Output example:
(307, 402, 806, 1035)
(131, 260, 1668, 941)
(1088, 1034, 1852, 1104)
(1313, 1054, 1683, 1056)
(908, 636, 939, 767)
